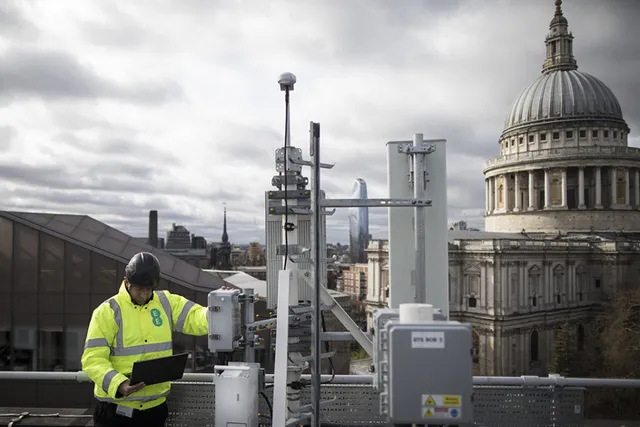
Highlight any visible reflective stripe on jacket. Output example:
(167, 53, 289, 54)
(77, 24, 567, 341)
(81, 281, 209, 410)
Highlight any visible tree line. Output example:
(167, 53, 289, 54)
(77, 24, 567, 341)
(548, 285, 640, 419)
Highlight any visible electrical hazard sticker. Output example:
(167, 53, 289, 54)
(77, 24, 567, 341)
(421, 394, 463, 420)
(443, 395, 461, 406)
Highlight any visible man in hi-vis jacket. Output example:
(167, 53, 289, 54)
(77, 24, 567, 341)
(82, 251, 211, 427)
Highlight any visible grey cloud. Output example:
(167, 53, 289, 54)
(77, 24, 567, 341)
(0, 47, 184, 104)
(0, 1, 39, 41)
(56, 133, 181, 166)
(80, 5, 150, 47)
(51, 109, 120, 132)
(212, 123, 284, 166)
(0, 159, 239, 200)
(0, 126, 17, 151)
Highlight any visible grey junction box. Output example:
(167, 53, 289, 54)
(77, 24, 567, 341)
(207, 289, 242, 353)
(385, 321, 474, 425)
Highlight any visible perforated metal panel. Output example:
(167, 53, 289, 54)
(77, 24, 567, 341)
(164, 382, 585, 426)
(165, 382, 215, 427)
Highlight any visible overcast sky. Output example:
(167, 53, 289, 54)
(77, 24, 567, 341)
(1, 0, 639, 245)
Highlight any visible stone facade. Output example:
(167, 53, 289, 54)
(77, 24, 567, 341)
(365, 234, 640, 375)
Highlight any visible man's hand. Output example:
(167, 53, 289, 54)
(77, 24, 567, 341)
(118, 380, 145, 397)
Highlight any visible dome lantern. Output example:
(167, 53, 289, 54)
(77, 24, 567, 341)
(542, 0, 577, 73)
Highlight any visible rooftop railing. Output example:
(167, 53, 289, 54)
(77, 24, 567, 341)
(2, 371, 640, 426)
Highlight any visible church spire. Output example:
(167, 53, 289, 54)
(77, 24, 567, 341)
(221, 203, 229, 243)
(542, 0, 578, 73)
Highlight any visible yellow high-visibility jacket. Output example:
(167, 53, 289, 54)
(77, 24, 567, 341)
(81, 282, 209, 410)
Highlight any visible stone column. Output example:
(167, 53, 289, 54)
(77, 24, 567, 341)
(561, 168, 568, 208)
(528, 170, 535, 211)
(503, 174, 509, 212)
(595, 167, 602, 208)
(544, 169, 550, 209)
(486, 179, 491, 214)
(611, 168, 618, 207)
(635, 169, 639, 209)
(514, 173, 521, 212)
(578, 167, 585, 209)
(494, 176, 499, 212)
(625, 168, 631, 207)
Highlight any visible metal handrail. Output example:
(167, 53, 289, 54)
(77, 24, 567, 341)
(2, 371, 640, 388)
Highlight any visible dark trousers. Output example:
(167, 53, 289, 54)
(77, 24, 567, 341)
(93, 400, 169, 427)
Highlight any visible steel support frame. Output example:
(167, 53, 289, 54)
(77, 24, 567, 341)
(297, 125, 442, 427)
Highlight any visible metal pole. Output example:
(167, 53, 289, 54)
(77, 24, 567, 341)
(244, 288, 255, 363)
(310, 121, 322, 427)
(4, 371, 640, 389)
(412, 133, 426, 304)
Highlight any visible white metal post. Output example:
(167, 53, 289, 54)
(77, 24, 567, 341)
(272, 73, 306, 427)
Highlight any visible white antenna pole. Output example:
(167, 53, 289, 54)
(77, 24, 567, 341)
(272, 72, 307, 427)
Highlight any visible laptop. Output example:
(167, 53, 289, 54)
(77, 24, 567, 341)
(130, 352, 190, 386)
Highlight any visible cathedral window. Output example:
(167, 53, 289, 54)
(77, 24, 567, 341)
(528, 135, 534, 143)
(540, 132, 547, 142)
(577, 325, 585, 350)
(553, 265, 565, 303)
(604, 130, 609, 138)
(579, 130, 586, 138)
(613, 130, 618, 139)
(519, 136, 524, 145)
(552, 131, 560, 140)
(468, 296, 477, 308)
(592, 130, 599, 138)
(566, 130, 574, 139)
(530, 330, 539, 362)
(529, 265, 540, 307)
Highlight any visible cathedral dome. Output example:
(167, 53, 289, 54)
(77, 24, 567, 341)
(503, 69, 626, 133)
(501, 0, 628, 137)
(484, 1, 640, 236)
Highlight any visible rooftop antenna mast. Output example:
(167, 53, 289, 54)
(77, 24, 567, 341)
(269, 72, 443, 427)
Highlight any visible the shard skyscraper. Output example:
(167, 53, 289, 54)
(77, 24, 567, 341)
(348, 178, 370, 263)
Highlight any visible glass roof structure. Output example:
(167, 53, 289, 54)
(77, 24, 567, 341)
(0, 211, 227, 292)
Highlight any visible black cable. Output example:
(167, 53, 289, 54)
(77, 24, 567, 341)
(320, 311, 335, 384)
(282, 88, 292, 270)
(260, 391, 273, 420)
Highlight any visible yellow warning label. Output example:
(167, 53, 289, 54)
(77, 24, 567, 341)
(443, 395, 461, 406)
(425, 395, 436, 406)
(424, 408, 433, 417)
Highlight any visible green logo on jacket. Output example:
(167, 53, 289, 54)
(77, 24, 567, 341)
(150, 308, 163, 327)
